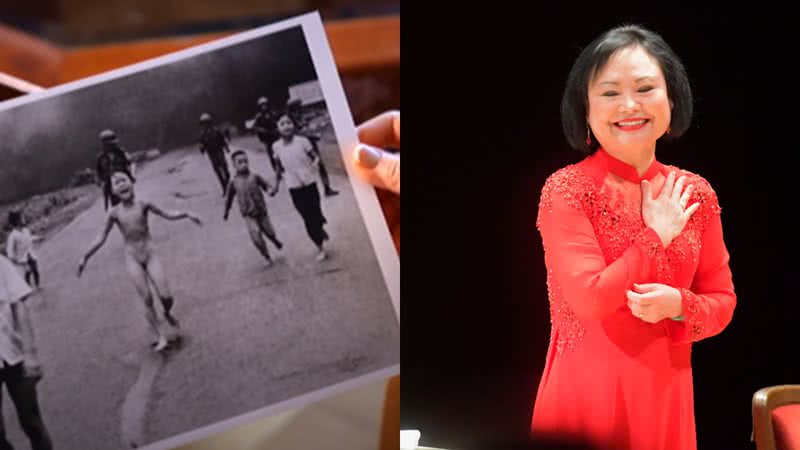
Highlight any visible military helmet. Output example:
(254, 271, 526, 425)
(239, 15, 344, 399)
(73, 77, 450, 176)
(99, 129, 117, 141)
(200, 113, 212, 123)
(257, 96, 268, 106)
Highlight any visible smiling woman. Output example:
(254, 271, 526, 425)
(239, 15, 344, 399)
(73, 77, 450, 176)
(587, 45, 673, 169)
(530, 25, 736, 450)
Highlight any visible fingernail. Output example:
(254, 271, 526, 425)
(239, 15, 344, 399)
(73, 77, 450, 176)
(356, 144, 382, 169)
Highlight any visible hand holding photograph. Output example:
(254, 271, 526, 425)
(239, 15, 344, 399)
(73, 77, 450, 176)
(0, 12, 399, 450)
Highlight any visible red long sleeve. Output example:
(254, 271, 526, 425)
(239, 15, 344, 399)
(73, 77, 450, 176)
(537, 173, 669, 321)
(665, 202, 736, 343)
(531, 150, 734, 450)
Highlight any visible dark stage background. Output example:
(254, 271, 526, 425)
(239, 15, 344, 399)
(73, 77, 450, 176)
(403, 4, 797, 450)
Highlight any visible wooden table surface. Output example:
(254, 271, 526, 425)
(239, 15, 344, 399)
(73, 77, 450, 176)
(1, 15, 399, 87)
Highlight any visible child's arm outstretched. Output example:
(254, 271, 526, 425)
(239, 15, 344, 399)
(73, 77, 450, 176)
(271, 154, 283, 196)
(146, 203, 203, 225)
(223, 182, 237, 220)
(255, 174, 274, 195)
(302, 136, 320, 169)
(222, 130, 231, 154)
(77, 213, 115, 277)
(5, 233, 17, 263)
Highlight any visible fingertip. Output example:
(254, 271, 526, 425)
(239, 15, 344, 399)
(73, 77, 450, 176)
(684, 203, 700, 217)
(355, 143, 382, 169)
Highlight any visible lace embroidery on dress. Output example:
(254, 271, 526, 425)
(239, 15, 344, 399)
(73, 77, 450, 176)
(538, 165, 595, 355)
(545, 269, 585, 355)
(538, 163, 722, 353)
(680, 288, 705, 337)
(666, 167, 721, 338)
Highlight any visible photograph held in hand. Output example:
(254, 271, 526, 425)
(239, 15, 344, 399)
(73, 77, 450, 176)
(0, 12, 398, 450)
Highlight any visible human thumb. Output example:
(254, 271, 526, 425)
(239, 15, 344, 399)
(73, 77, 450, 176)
(355, 143, 400, 194)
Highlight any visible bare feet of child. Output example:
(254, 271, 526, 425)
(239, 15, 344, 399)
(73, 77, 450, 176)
(167, 328, 182, 343)
(152, 335, 168, 352)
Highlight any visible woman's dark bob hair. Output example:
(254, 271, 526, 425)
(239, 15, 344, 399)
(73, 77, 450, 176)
(561, 24, 693, 153)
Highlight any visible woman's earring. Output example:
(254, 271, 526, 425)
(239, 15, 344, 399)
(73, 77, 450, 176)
(586, 125, 591, 146)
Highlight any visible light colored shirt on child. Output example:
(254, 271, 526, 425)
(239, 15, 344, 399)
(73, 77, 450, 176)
(6, 228, 36, 264)
(0, 255, 31, 365)
(273, 135, 318, 189)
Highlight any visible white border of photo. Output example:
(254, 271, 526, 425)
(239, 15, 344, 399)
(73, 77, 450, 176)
(0, 11, 399, 450)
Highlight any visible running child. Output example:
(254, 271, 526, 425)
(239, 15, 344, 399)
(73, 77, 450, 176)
(271, 113, 330, 261)
(6, 210, 44, 289)
(224, 150, 283, 267)
(77, 170, 202, 351)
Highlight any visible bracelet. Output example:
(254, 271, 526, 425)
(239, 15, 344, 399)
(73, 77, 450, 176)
(670, 315, 685, 321)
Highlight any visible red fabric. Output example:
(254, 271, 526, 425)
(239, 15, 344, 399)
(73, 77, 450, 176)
(773, 404, 800, 450)
(530, 149, 736, 450)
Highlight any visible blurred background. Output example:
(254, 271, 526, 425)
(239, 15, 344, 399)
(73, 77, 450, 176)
(0, 0, 400, 125)
(1, 0, 397, 45)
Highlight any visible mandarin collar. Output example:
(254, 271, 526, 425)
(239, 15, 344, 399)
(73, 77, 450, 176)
(595, 147, 664, 183)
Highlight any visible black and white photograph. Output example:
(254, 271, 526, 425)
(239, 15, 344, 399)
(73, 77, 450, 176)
(0, 12, 399, 450)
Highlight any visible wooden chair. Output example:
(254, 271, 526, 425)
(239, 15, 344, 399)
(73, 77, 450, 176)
(753, 385, 800, 450)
